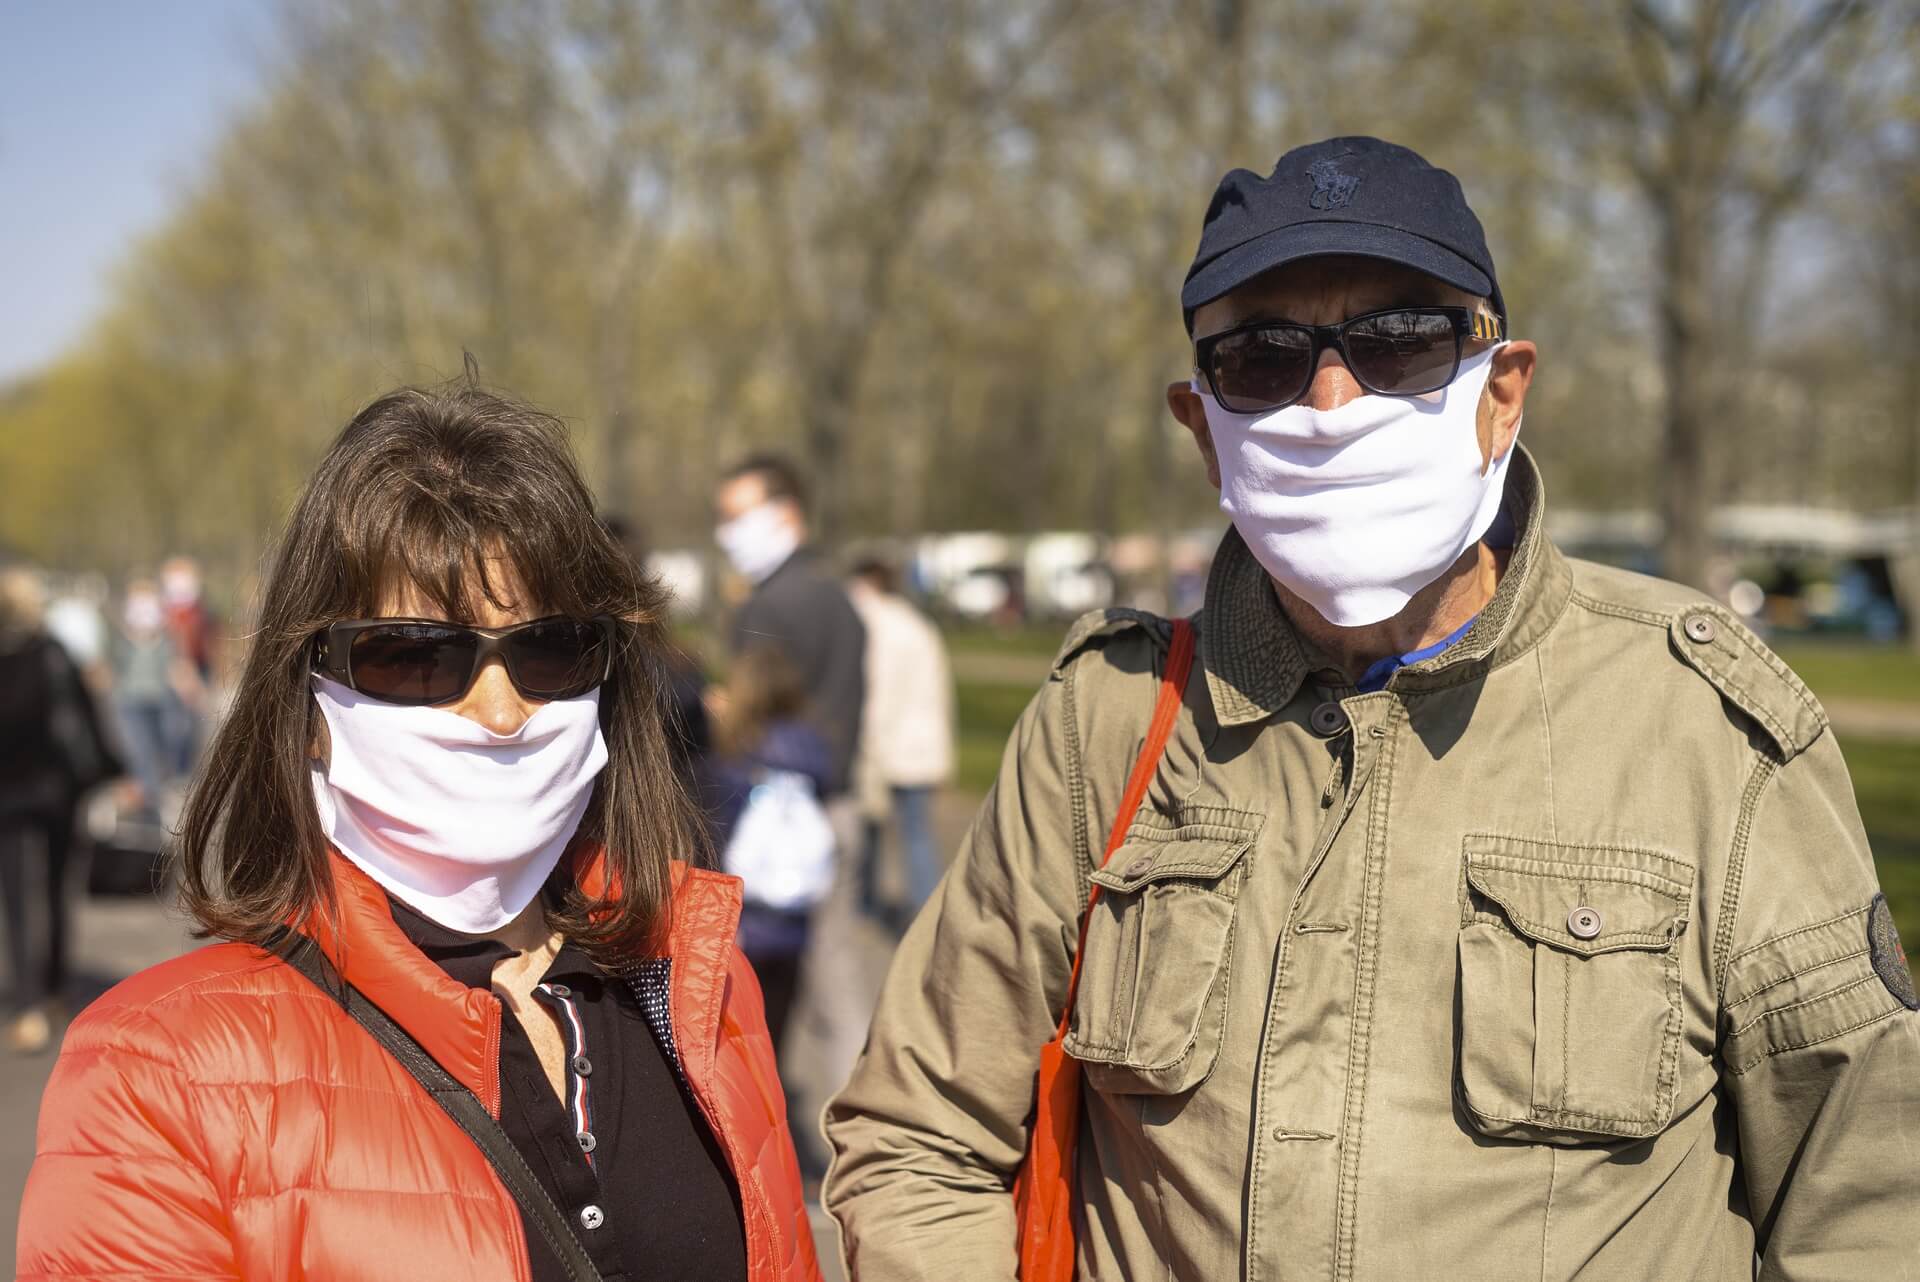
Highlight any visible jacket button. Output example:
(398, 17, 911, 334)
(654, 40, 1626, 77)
(577, 1131, 597, 1155)
(1309, 702, 1349, 737)
(547, 983, 572, 999)
(571, 1055, 592, 1077)
(1124, 855, 1155, 880)
(1683, 614, 1716, 644)
(579, 1204, 605, 1231)
(1567, 906, 1604, 940)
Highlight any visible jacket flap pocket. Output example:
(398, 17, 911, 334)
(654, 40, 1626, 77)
(1462, 840, 1691, 957)
(1091, 810, 1259, 893)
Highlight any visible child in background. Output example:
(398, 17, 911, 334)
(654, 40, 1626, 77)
(709, 646, 836, 1056)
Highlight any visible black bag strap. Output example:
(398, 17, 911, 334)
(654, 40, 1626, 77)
(280, 935, 606, 1282)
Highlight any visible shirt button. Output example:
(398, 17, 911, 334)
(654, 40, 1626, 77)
(577, 1131, 597, 1155)
(1124, 855, 1155, 880)
(1309, 701, 1349, 737)
(547, 983, 572, 999)
(571, 1055, 592, 1077)
(1567, 906, 1604, 940)
(579, 1204, 605, 1231)
(1683, 614, 1716, 644)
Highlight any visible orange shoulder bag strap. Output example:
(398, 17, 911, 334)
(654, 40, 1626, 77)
(1013, 616, 1196, 1281)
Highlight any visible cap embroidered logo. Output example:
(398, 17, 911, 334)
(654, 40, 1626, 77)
(1307, 157, 1360, 210)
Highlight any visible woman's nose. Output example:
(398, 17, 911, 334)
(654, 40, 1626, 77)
(1304, 346, 1365, 411)
(452, 656, 540, 735)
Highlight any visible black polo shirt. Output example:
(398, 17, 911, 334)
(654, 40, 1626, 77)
(388, 898, 749, 1282)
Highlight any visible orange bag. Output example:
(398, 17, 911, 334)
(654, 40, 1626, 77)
(1013, 618, 1196, 1280)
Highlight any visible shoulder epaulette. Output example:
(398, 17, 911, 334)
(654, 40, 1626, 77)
(1667, 603, 1826, 760)
(1051, 607, 1172, 674)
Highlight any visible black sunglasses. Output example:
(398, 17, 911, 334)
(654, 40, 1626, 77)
(1194, 305, 1504, 415)
(312, 615, 616, 707)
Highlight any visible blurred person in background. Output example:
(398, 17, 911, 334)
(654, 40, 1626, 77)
(0, 568, 121, 1054)
(112, 577, 203, 818)
(709, 646, 836, 1057)
(847, 556, 954, 927)
(160, 554, 219, 686)
(20, 382, 819, 1282)
(714, 452, 871, 1183)
(713, 454, 865, 795)
(602, 515, 714, 797)
(826, 137, 1920, 1278)
(43, 572, 111, 685)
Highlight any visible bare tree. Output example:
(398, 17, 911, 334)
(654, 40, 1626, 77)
(1573, 0, 1872, 587)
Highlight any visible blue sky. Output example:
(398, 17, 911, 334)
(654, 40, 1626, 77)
(1, 1, 263, 383)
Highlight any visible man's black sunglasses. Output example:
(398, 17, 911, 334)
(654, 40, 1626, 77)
(312, 616, 616, 707)
(1193, 306, 1504, 415)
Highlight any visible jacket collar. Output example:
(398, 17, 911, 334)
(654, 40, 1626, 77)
(1201, 443, 1572, 727)
(304, 851, 507, 1113)
(302, 847, 744, 1115)
(570, 846, 744, 1089)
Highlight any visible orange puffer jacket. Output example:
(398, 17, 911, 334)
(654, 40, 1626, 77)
(17, 852, 822, 1282)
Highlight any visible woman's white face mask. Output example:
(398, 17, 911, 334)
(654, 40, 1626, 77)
(310, 675, 609, 934)
(1194, 343, 1518, 628)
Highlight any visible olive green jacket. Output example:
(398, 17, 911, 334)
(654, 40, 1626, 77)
(822, 448, 1920, 1281)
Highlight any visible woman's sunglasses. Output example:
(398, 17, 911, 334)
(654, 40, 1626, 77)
(312, 616, 616, 707)
(1194, 305, 1504, 415)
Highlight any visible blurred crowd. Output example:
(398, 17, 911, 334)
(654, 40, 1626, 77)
(0, 557, 219, 1053)
(0, 454, 955, 1147)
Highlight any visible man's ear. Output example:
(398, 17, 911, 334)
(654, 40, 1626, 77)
(1167, 381, 1222, 491)
(1479, 340, 1536, 470)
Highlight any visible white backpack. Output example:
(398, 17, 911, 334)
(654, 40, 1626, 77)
(721, 768, 836, 911)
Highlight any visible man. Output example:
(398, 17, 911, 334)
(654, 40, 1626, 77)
(714, 454, 865, 794)
(847, 556, 955, 925)
(715, 453, 870, 1179)
(823, 137, 1919, 1279)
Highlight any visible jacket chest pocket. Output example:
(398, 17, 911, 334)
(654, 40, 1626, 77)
(1064, 810, 1257, 1096)
(1455, 835, 1693, 1144)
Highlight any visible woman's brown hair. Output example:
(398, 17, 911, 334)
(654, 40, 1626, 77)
(177, 379, 703, 962)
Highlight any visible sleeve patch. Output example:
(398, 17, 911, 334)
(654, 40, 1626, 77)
(1868, 893, 1919, 1011)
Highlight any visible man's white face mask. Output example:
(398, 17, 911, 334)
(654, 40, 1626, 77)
(715, 501, 800, 585)
(1194, 343, 1517, 628)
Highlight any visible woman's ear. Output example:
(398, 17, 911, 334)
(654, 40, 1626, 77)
(1166, 381, 1222, 491)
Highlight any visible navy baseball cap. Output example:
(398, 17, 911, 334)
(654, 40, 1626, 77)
(1181, 136, 1503, 331)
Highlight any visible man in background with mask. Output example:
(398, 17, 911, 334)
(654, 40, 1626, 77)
(714, 452, 867, 1183)
(823, 136, 1919, 1279)
(714, 453, 865, 795)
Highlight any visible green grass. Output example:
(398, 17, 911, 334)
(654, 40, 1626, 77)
(956, 679, 1039, 794)
(945, 624, 1066, 661)
(1841, 738, 1920, 961)
(1775, 641, 1920, 706)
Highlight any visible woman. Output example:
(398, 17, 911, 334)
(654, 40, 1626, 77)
(19, 382, 820, 1282)
(0, 568, 120, 1054)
